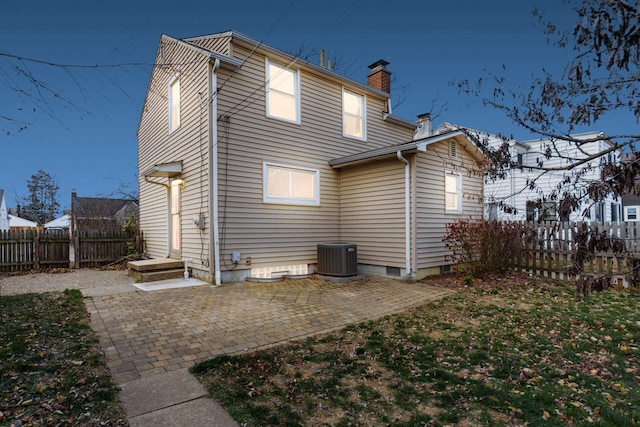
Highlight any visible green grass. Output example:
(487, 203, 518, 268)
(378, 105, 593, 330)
(192, 276, 640, 426)
(0, 289, 127, 426)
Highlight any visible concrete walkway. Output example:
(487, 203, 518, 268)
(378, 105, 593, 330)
(83, 276, 455, 426)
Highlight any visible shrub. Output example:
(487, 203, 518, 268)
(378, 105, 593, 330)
(443, 219, 535, 277)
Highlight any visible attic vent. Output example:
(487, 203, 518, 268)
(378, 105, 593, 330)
(449, 141, 458, 158)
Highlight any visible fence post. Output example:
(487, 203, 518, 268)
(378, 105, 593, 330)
(33, 230, 40, 270)
(74, 232, 80, 269)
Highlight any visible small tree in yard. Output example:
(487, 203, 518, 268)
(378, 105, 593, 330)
(18, 169, 60, 225)
(443, 220, 536, 278)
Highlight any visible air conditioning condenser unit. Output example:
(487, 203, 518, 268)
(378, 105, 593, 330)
(317, 242, 357, 277)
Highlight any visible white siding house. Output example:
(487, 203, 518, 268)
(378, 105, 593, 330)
(8, 214, 38, 229)
(434, 123, 622, 223)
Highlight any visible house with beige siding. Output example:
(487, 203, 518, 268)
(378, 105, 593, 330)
(137, 30, 485, 284)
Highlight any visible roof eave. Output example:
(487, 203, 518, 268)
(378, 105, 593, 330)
(329, 130, 483, 169)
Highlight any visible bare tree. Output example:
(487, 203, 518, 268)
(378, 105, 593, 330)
(18, 169, 60, 225)
(456, 0, 640, 220)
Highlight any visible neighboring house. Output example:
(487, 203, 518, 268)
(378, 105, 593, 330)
(8, 214, 39, 229)
(44, 213, 71, 231)
(0, 189, 8, 232)
(71, 192, 139, 232)
(434, 123, 622, 223)
(137, 30, 485, 284)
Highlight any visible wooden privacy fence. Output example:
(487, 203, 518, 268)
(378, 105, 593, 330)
(519, 221, 640, 285)
(0, 229, 144, 273)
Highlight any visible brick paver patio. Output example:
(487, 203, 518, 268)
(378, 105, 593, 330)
(85, 276, 455, 383)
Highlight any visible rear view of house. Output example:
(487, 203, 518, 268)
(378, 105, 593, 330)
(137, 31, 485, 284)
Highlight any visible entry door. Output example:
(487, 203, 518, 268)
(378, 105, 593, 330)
(169, 179, 181, 258)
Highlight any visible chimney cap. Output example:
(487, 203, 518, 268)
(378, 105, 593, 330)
(368, 59, 390, 70)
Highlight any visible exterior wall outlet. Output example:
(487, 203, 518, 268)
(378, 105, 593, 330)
(231, 251, 241, 263)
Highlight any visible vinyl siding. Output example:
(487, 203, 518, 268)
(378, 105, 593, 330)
(339, 159, 406, 268)
(138, 35, 212, 266)
(185, 34, 232, 56)
(415, 138, 484, 269)
(214, 41, 414, 274)
(138, 32, 415, 279)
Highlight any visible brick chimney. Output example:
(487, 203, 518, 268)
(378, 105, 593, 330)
(367, 59, 391, 94)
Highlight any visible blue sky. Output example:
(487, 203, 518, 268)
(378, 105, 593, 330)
(0, 0, 622, 211)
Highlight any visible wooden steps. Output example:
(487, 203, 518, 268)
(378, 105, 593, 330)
(128, 258, 188, 283)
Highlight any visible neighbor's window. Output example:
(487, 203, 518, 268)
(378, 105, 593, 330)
(445, 171, 461, 212)
(266, 59, 300, 123)
(526, 201, 536, 222)
(611, 202, 619, 222)
(263, 162, 319, 206)
(540, 201, 557, 222)
(342, 89, 366, 140)
(168, 74, 181, 132)
(626, 206, 637, 221)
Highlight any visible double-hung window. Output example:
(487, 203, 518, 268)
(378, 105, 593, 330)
(266, 60, 300, 123)
(168, 74, 180, 132)
(342, 89, 366, 140)
(445, 171, 462, 213)
(626, 207, 638, 221)
(263, 162, 319, 206)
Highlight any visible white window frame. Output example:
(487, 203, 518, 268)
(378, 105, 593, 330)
(342, 88, 366, 141)
(445, 171, 462, 213)
(625, 206, 638, 221)
(263, 162, 320, 206)
(168, 74, 181, 133)
(265, 59, 300, 124)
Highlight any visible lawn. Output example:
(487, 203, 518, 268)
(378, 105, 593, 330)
(192, 275, 640, 426)
(0, 289, 127, 426)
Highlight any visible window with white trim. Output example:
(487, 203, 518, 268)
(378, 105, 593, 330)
(266, 60, 300, 123)
(168, 74, 180, 132)
(445, 171, 461, 212)
(625, 206, 638, 221)
(342, 89, 366, 140)
(263, 162, 319, 206)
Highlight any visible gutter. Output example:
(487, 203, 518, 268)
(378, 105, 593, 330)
(209, 58, 222, 285)
(396, 151, 412, 278)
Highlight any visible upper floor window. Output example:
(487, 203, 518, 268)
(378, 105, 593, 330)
(445, 171, 461, 213)
(342, 89, 366, 140)
(168, 74, 181, 132)
(263, 162, 319, 206)
(266, 60, 300, 123)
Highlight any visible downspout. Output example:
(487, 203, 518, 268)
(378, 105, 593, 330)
(396, 151, 412, 277)
(209, 58, 222, 285)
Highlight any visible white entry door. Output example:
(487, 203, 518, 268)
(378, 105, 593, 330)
(169, 179, 181, 258)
